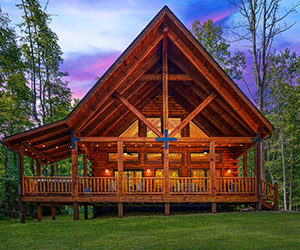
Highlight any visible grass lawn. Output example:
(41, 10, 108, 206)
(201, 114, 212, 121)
(0, 212, 299, 250)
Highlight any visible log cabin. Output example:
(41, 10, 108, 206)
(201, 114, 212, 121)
(2, 6, 278, 222)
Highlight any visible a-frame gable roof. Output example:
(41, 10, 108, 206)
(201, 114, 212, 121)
(3, 6, 272, 163)
(65, 5, 272, 138)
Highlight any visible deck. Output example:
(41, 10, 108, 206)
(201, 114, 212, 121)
(22, 176, 277, 206)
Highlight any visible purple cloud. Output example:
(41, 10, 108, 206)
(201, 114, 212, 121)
(61, 50, 121, 99)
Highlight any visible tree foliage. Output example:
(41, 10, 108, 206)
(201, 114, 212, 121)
(191, 19, 246, 81)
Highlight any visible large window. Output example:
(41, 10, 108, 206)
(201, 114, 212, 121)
(147, 118, 161, 137)
(108, 152, 139, 162)
(146, 153, 182, 163)
(190, 121, 208, 137)
(120, 120, 138, 137)
(169, 118, 181, 137)
(155, 169, 179, 177)
(190, 152, 221, 163)
(191, 169, 222, 177)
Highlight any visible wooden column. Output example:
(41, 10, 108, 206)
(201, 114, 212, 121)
(52, 206, 56, 220)
(210, 141, 216, 196)
(163, 22, 170, 197)
(212, 203, 217, 214)
(165, 203, 170, 216)
(37, 204, 42, 222)
(73, 203, 79, 221)
(117, 141, 124, 196)
(243, 152, 247, 177)
(118, 202, 123, 218)
(83, 152, 88, 177)
(162, 22, 168, 131)
(254, 142, 262, 211)
(18, 145, 25, 223)
(36, 157, 41, 177)
(83, 151, 88, 219)
(71, 142, 78, 196)
(50, 163, 55, 176)
(210, 141, 216, 213)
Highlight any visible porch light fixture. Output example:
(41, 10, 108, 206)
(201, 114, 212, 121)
(203, 145, 209, 154)
(146, 169, 151, 174)
(227, 168, 231, 174)
(105, 168, 109, 174)
(123, 146, 133, 156)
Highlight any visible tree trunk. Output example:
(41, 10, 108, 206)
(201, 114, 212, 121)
(280, 127, 287, 210)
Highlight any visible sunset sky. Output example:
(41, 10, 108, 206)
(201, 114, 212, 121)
(1, 0, 300, 101)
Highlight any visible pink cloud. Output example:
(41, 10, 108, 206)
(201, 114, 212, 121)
(60, 51, 121, 99)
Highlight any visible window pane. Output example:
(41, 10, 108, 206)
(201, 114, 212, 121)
(190, 121, 208, 137)
(191, 169, 206, 177)
(146, 153, 162, 162)
(147, 118, 161, 137)
(120, 120, 138, 137)
(169, 118, 181, 138)
(190, 152, 221, 163)
(108, 152, 139, 162)
(155, 169, 179, 177)
(169, 153, 182, 162)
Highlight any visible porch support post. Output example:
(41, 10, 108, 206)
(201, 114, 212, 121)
(52, 206, 55, 220)
(212, 203, 217, 214)
(36, 157, 41, 177)
(37, 203, 42, 222)
(210, 141, 216, 197)
(83, 152, 88, 177)
(165, 202, 170, 216)
(50, 163, 55, 176)
(243, 152, 247, 177)
(18, 145, 25, 223)
(71, 142, 78, 196)
(118, 202, 123, 218)
(162, 22, 170, 198)
(73, 203, 79, 221)
(117, 141, 123, 196)
(254, 141, 262, 211)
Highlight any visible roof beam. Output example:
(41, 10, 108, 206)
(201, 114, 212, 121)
(168, 27, 259, 134)
(168, 45, 255, 136)
(22, 142, 54, 163)
(139, 74, 192, 81)
(169, 92, 217, 137)
(106, 87, 161, 137)
(78, 136, 254, 143)
(113, 91, 163, 137)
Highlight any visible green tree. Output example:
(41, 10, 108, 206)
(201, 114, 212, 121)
(17, 0, 73, 125)
(0, 6, 33, 218)
(264, 49, 300, 210)
(191, 19, 246, 82)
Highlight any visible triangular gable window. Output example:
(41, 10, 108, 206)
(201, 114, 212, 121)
(190, 121, 208, 137)
(120, 120, 138, 137)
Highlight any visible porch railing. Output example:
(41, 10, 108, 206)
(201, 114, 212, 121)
(216, 177, 256, 194)
(261, 180, 277, 202)
(123, 177, 164, 194)
(23, 176, 72, 194)
(23, 176, 259, 196)
(169, 177, 210, 194)
(78, 177, 118, 194)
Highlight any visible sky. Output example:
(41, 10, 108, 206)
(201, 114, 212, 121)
(1, 0, 300, 102)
